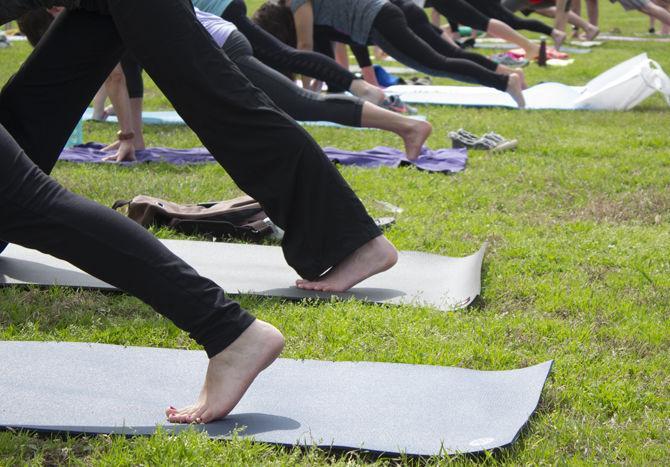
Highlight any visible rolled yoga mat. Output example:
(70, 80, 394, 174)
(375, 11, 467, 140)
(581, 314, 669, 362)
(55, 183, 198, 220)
(0, 341, 553, 456)
(0, 239, 487, 311)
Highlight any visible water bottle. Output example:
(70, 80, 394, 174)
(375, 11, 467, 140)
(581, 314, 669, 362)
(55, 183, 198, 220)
(538, 38, 547, 67)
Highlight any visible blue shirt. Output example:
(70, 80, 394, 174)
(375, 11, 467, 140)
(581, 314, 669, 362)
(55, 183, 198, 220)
(191, 0, 233, 17)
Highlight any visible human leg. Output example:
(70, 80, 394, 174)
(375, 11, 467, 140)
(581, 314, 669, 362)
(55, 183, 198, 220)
(107, 0, 392, 283)
(223, 31, 363, 125)
(431, 0, 539, 55)
(370, 3, 525, 106)
(0, 122, 283, 423)
(642, 1, 670, 28)
(225, 0, 384, 104)
(0, 10, 123, 173)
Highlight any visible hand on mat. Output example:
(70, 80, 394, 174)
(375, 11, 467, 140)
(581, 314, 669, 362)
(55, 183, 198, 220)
(102, 140, 136, 163)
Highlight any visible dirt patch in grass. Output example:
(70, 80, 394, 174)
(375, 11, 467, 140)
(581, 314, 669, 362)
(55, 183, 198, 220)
(571, 189, 670, 224)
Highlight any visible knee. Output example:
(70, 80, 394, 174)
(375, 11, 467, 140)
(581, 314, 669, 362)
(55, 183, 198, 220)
(105, 66, 125, 86)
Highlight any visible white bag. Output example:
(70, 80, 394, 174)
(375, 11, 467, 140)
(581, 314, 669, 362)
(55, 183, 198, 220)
(576, 53, 670, 110)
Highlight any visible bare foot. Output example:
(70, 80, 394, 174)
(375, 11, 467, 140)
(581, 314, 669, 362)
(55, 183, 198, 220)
(552, 29, 567, 50)
(165, 320, 284, 424)
(506, 73, 526, 109)
(585, 25, 600, 41)
(497, 65, 527, 89)
(400, 119, 432, 160)
(296, 235, 398, 292)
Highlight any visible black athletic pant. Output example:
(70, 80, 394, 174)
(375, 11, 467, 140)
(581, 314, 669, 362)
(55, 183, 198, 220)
(222, 0, 357, 93)
(0, 1, 381, 280)
(426, 0, 492, 32)
(468, 0, 554, 35)
(368, 2, 508, 90)
(0, 123, 255, 358)
(120, 53, 143, 99)
(390, 0, 498, 71)
(223, 31, 363, 127)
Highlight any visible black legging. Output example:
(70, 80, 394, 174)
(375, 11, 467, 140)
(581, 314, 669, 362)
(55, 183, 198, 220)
(367, 2, 508, 91)
(0, 2, 380, 282)
(390, 0, 498, 71)
(223, 31, 363, 126)
(222, 0, 356, 93)
(120, 53, 143, 99)
(467, 0, 554, 35)
(425, 0, 492, 32)
(0, 123, 254, 358)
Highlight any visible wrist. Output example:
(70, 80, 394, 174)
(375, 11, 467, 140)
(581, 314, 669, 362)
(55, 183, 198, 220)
(117, 130, 135, 141)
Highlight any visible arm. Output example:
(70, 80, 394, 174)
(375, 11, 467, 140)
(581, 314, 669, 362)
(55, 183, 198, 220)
(294, 0, 315, 51)
(350, 44, 380, 87)
(101, 65, 136, 162)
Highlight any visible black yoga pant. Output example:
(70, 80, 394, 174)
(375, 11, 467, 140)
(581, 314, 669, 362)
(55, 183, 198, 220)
(0, 123, 255, 358)
(222, 0, 356, 93)
(427, 0, 492, 32)
(468, 0, 554, 35)
(223, 31, 363, 127)
(390, 0, 498, 71)
(0, 2, 381, 281)
(120, 53, 143, 99)
(369, 2, 508, 91)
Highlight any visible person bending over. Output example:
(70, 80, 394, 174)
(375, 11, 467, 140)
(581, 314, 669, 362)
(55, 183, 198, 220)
(1, 0, 399, 423)
(18, 8, 144, 161)
(423, 0, 566, 55)
(20, 7, 431, 161)
(609, 0, 670, 29)
(502, 0, 601, 39)
(192, 0, 390, 104)
(254, 0, 527, 108)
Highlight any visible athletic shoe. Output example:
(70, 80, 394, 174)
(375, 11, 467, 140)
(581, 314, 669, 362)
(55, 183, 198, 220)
(380, 95, 418, 115)
(373, 64, 402, 87)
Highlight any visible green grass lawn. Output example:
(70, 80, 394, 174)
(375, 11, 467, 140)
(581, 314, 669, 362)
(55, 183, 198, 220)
(1, 2, 669, 465)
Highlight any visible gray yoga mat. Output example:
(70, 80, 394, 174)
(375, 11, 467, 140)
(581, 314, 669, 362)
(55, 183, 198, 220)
(0, 240, 487, 311)
(0, 341, 553, 456)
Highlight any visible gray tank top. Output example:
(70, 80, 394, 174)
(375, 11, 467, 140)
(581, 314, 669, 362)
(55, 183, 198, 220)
(291, 0, 387, 44)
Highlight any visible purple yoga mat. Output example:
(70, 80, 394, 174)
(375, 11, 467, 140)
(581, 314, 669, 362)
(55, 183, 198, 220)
(60, 143, 467, 173)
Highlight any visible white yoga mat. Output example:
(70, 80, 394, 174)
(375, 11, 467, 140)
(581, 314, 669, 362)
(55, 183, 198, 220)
(385, 54, 670, 110)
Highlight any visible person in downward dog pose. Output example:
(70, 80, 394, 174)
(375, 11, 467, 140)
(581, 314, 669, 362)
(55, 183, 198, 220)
(1, 0, 399, 423)
(191, 0, 407, 108)
(17, 7, 432, 161)
(501, 0, 601, 39)
(254, 0, 528, 108)
(422, 0, 567, 53)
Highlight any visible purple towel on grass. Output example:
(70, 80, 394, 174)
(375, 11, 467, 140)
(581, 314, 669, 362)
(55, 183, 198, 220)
(60, 143, 467, 173)
(323, 146, 466, 173)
